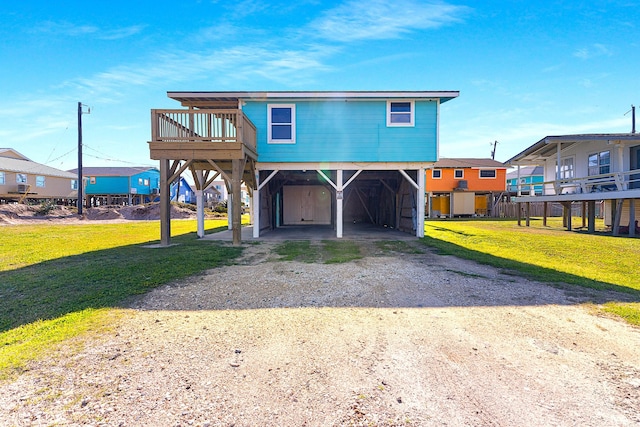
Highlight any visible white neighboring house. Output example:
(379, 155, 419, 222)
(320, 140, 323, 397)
(0, 148, 77, 203)
(506, 134, 640, 235)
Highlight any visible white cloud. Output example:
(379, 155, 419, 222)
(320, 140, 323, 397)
(309, 0, 469, 42)
(35, 21, 144, 40)
(573, 43, 612, 59)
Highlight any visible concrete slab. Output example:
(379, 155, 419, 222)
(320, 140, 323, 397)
(201, 224, 417, 241)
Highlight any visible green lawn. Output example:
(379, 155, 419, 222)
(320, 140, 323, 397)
(422, 218, 640, 324)
(0, 218, 244, 379)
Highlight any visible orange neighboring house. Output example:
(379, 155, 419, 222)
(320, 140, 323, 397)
(426, 158, 507, 217)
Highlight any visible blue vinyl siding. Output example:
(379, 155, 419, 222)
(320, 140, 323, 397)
(243, 99, 438, 163)
(85, 176, 129, 195)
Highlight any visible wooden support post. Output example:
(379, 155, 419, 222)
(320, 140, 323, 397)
(417, 167, 425, 237)
(232, 159, 242, 245)
(337, 169, 343, 238)
(160, 159, 171, 246)
(565, 203, 572, 231)
(613, 199, 623, 236)
(517, 202, 522, 226)
(525, 202, 530, 227)
(581, 201, 587, 229)
(588, 200, 596, 233)
(253, 172, 260, 238)
(196, 169, 205, 238)
(543, 201, 548, 227)
(630, 199, 636, 237)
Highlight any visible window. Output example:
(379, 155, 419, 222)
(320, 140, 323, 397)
(90, 176, 96, 184)
(268, 104, 296, 143)
(479, 169, 496, 179)
(138, 178, 143, 185)
(0, 172, 4, 185)
(144, 179, 149, 186)
(588, 151, 610, 176)
(432, 169, 442, 179)
(36, 176, 45, 187)
(16, 173, 27, 183)
(387, 101, 414, 127)
(454, 169, 464, 179)
(556, 157, 574, 179)
(71, 180, 78, 190)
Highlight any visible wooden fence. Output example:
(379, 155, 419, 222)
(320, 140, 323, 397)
(492, 201, 605, 218)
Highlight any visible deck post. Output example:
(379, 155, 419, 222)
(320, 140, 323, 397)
(160, 159, 171, 246)
(525, 202, 530, 227)
(613, 199, 623, 236)
(231, 159, 242, 245)
(336, 169, 343, 238)
(196, 169, 205, 238)
(630, 199, 636, 237)
(517, 202, 522, 226)
(588, 200, 596, 233)
(543, 201, 548, 226)
(581, 201, 587, 228)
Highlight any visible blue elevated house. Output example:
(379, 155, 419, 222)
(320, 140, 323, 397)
(149, 91, 459, 244)
(69, 166, 160, 206)
(170, 176, 194, 204)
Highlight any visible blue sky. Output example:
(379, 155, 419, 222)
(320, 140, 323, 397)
(2, 1, 639, 171)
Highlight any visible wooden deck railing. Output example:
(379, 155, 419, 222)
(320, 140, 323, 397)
(516, 169, 640, 196)
(151, 109, 257, 152)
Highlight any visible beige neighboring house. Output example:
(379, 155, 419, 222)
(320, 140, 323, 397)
(0, 148, 77, 203)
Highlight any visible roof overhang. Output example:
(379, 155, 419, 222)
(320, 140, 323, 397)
(167, 90, 460, 107)
(505, 133, 640, 166)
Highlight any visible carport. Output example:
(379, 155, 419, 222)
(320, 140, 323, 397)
(252, 163, 426, 239)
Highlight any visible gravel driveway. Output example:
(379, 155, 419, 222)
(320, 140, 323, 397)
(1, 240, 639, 426)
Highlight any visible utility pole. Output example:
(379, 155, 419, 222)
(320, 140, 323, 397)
(625, 105, 636, 134)
(77, 102, 90, 215)
(490, 140, 499, 160)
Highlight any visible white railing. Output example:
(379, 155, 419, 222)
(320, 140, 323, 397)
(518, 169, 640, 196)
(151, 109, 257, 152)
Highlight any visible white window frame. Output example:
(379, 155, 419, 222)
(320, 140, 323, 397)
(556, 156, 575, 179)
(268, 104, 296, 144)
(588, 151, 610, 176)
(0, 171, 4, 185)
(36, 176, 46, 187)
(478, 169, 496, 179)
(71, 180, 78, 190)
(454, 169, 464, 179)
(432, 169, 442, 179)
(16, 173, 27, 184)
(387, 100, 415, 127)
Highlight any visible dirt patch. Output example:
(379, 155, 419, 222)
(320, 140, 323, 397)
(1, 242, 639, 426)
(0, 203, 212, 224)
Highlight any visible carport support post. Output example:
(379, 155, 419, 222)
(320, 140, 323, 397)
(416, 167, 425, 237)
(336, 169, 343, 238)
(253, 173, 260, 238)
(160, 159, 171, 246)
(232, 159, 242, 245)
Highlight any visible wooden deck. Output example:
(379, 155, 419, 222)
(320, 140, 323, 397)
(148, 108, 258, 246)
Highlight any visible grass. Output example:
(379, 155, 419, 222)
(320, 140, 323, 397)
(422, 217, 640, 325)
(273, 240, 362, 263)
(0, 218, 244, 379)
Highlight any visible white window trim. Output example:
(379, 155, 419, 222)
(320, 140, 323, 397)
(387, 100, 415, 127)
(0, 171, 5, 185)
(432, 169, 442, 179)
(478, 169, 497, 179)
(454, 169, 464, 179)
(36, 176, 46, 187)
(268, 104, 296, 144)
(16, 173, 27, 184)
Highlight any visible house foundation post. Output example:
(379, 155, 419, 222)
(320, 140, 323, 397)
(517, 202, 522, 226)
(581, 201, 587, 228)
(543, 201, 548, 226)
(336, 169, 343, 238)
(231, 159, 242, 246)
(630, 199, 636, 237)
(160, 159, 171, 246)
(525, 202, 530, 227)
(416, 168, 425, 237)
(588, 200, 596, 233)
(253, 173, 260, 238)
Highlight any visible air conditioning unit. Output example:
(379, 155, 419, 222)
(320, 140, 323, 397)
(17, 184, 28, 193)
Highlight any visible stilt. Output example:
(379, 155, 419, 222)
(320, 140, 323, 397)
(160, 159, 171, 246)
(543, 201, 548, 227)
(525, 202, 530, 227)
(232, 159, 242, 245)
(630, 199, 636, 237)
(588, 200, 596, 233)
